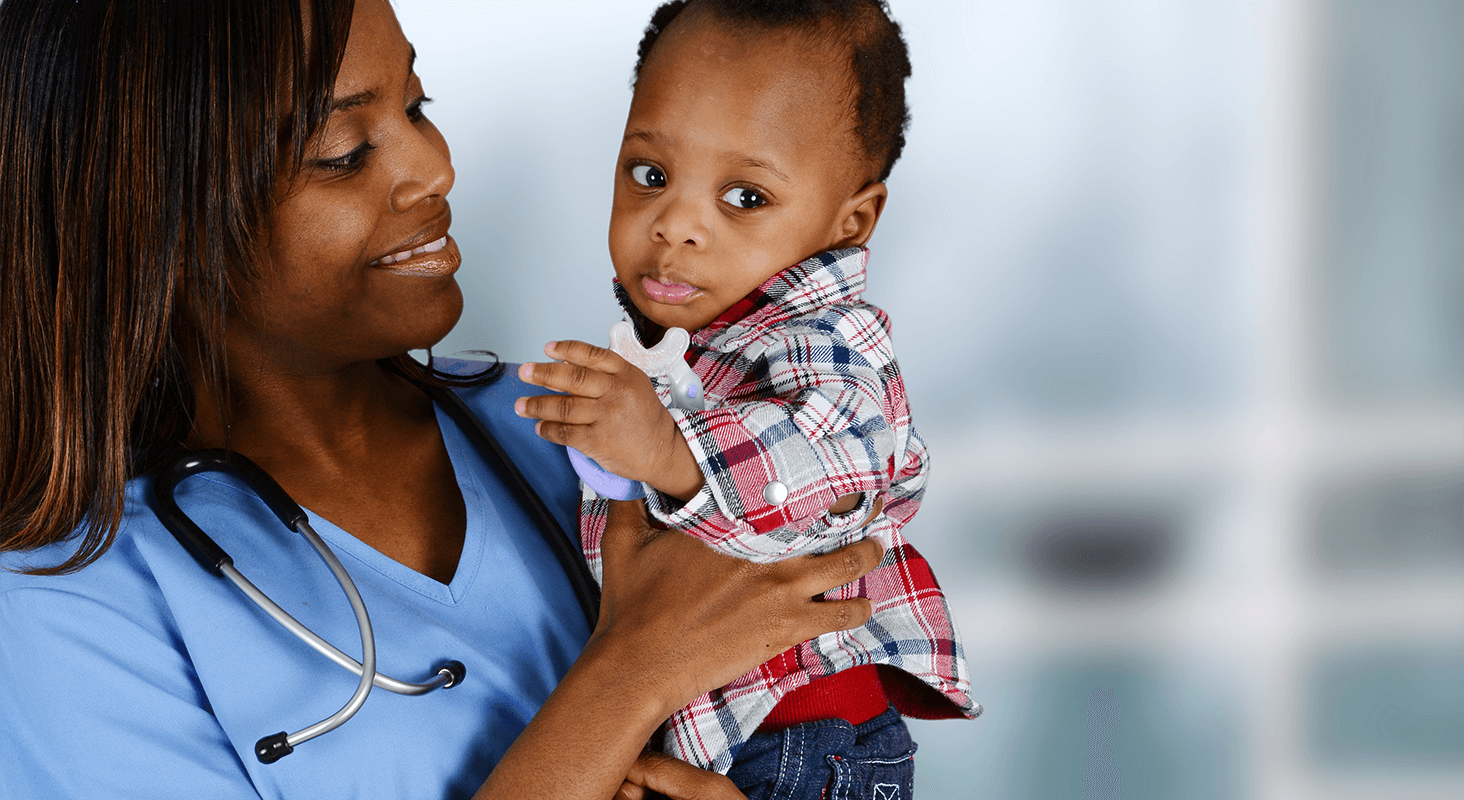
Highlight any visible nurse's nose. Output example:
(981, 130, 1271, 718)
(651, 192, 709, 249)
(391, 128, 454, 213)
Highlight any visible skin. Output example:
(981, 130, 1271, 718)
(188, 1, 883, 797)
(517, 15, 884, 516)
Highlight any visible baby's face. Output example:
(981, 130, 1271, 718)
(609, 19, 872, 333)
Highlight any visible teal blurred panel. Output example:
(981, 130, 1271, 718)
(910, 660, 1242, 800)
(1306, 643, 1464, 767)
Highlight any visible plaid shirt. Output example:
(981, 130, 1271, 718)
(579, 247, 977, 772)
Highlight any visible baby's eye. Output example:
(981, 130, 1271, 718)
(631, 164, 667, 187)
(721, 187, 765, 209)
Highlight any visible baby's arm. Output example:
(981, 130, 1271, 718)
(520, 306, 914, 560)
(648, 326, 902, 560)
(515, 340, 706, 501)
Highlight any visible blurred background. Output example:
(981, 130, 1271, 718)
(396, 1, 1463, 797)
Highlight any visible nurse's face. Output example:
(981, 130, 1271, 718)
(234, 0, 460, 372)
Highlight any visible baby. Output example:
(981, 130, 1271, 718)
(517, 0, 978, 793)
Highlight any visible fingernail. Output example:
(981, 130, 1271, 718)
(544, 341, 558, 356)
(518, 363, 533, 380)
(514, 398, 527, 416)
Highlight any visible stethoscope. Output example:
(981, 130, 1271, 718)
(152, 384, 600, 764)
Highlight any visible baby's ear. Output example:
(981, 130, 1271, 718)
(832, 182, 888, 249)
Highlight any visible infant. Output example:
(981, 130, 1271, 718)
(517, 0, 978, 794)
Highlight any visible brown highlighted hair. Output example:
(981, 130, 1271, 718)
(0, 0, 497, 575)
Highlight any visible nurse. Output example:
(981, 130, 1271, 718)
(0, 1, 882, 798)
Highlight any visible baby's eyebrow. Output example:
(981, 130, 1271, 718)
(732, 154, 790, 183)
(623, 130, 791, 183)
(622, 129, 659, 146)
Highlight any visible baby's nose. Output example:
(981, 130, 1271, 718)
(652, 194, 710, 248)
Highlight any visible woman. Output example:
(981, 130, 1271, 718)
(0, 1, 881, 797)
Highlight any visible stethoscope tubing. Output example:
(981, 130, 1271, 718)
(218, 527, 458, 697)
(259, 518, 378, 752)
(152, 383, 597, 763)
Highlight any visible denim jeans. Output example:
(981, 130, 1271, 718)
(726, 706, 917, 800)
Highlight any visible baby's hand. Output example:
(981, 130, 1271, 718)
(516, 340, 705, 500)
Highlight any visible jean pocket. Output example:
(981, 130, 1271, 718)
(825, 744, 917, 800)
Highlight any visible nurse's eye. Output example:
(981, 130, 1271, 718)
(720, 187, 766, 209)
(407, 95, 433, 122)
(317, 141, 377, 173)
(631, 164, 667, 188)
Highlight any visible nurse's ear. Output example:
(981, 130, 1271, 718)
(829, 181, 887, 249)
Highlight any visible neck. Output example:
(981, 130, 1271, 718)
(188, 352, 429, 469)
(184, 330, 466, 583)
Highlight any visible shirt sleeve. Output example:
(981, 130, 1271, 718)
(643, 306, 926, 561)
(0, 583, 261, 799)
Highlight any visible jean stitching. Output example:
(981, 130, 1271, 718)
(844, 749, 916, 767)
(774, 727, 793, 796)
(789, 725, 807, 798)
(831, 750, 854, 797)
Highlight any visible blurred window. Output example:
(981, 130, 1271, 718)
(1320, 0, 1464, 403)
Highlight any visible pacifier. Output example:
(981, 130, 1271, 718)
(567, 321, 706, 500)
(608, 321, 705, 412)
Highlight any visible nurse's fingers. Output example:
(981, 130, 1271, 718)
(794, 596, 875, 642)
(786, 536, 885, 599)
(617, 751, 747, 800)
(612, 781, 646, 800)
(593, 500, 897, 715)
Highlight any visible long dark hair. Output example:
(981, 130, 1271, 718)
(0, 0, 495, 575)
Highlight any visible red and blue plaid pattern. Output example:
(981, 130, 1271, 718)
(579, 247, 976, 772)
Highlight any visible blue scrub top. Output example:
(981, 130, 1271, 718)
(0, 363, 591, 799)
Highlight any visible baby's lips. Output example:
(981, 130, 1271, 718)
(642, 276, 699, 304)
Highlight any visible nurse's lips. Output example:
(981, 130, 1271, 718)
(642, 276, 699, 304)
(368, 234, 459, 277)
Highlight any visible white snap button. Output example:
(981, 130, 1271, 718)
(763, 480, 788, 506)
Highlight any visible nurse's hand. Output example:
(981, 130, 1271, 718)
(477, 499, 880, 800)
(593, 498, 883, 720)
(614, 751, 746, 800)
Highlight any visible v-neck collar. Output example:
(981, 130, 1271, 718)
(298, 401, 488, 606)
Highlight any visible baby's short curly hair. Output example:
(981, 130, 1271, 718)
(632, 0, 912, 183)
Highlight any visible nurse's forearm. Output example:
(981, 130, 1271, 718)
(470, 632, 672, 799)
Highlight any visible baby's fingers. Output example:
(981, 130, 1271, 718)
(544, 339, 632, 373)
(531, 418, 594, 450)
(515, 392, 604, 425)
(517, 359, 613, 398)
